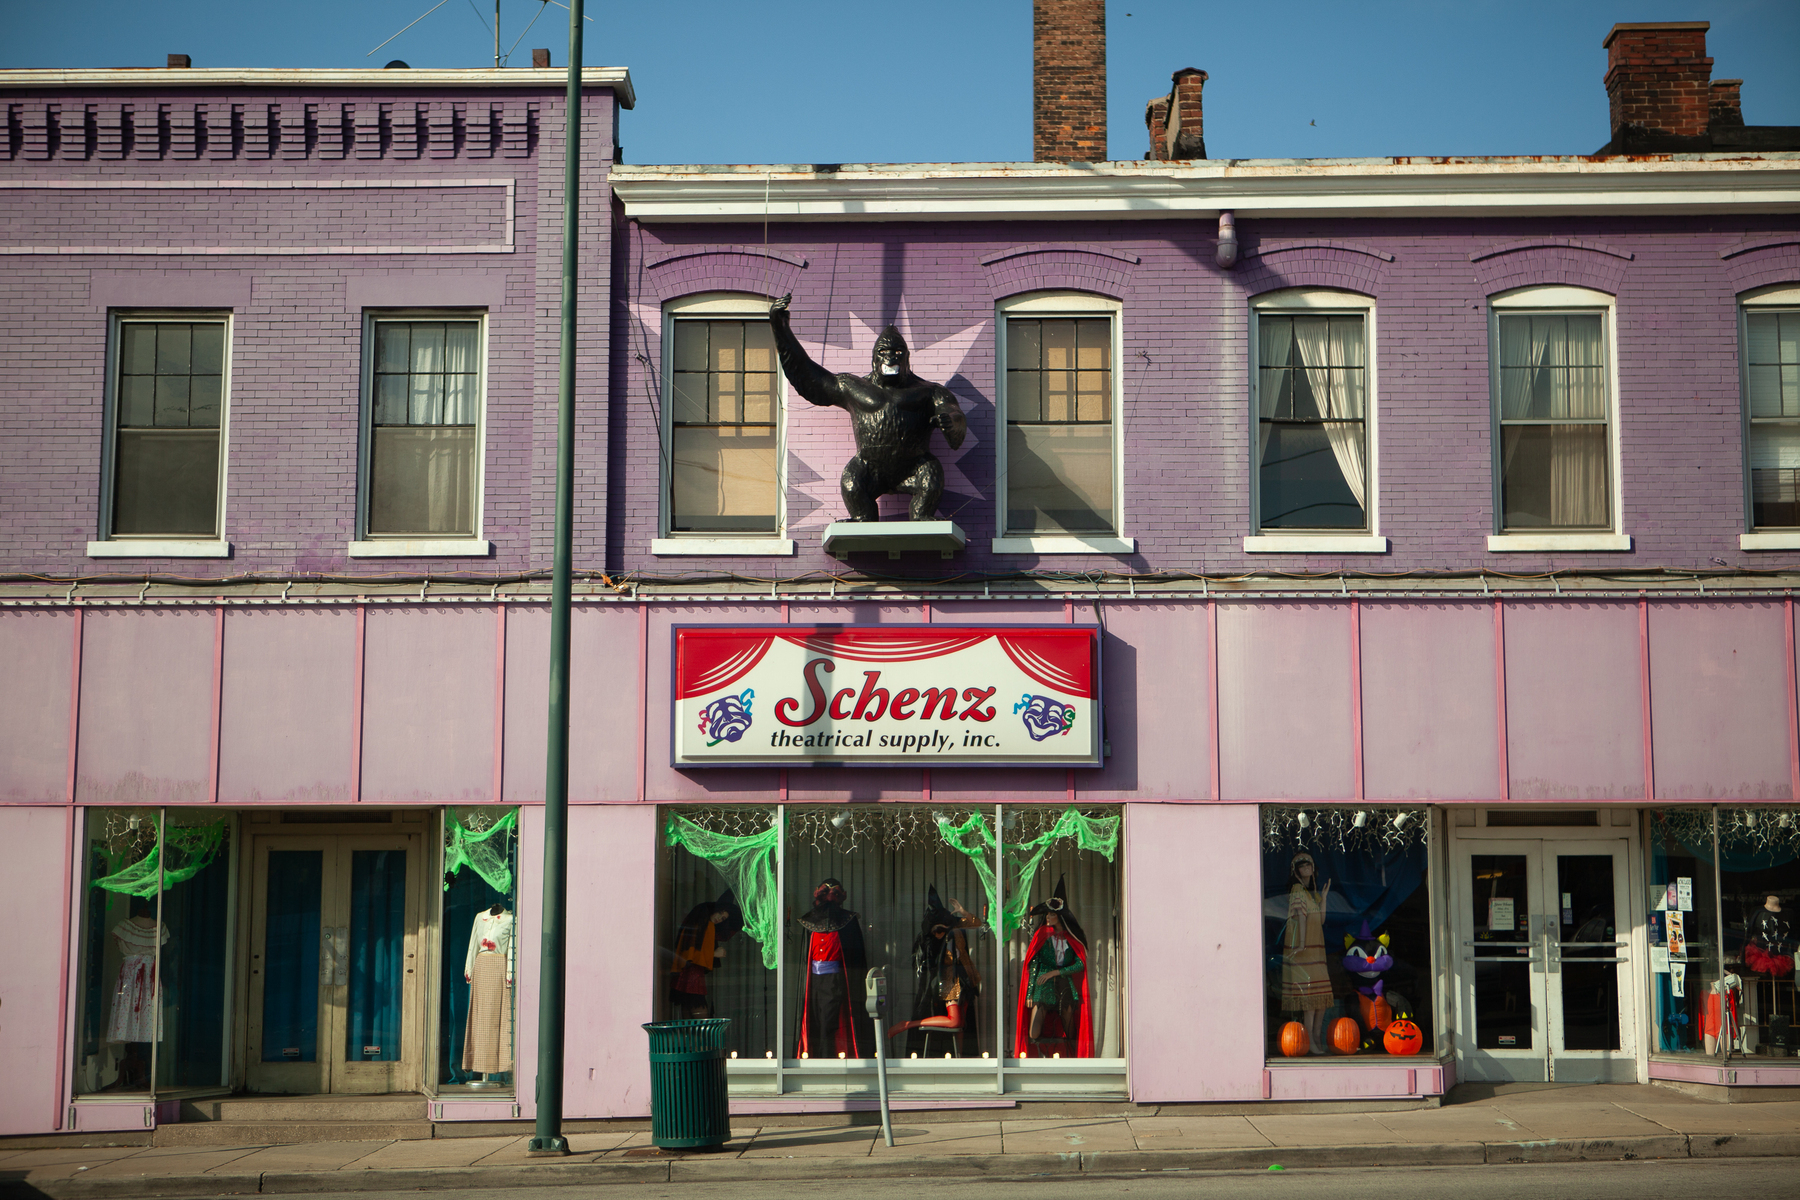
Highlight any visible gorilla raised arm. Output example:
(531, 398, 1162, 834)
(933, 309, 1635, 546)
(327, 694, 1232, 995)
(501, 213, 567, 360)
(769, 293, 966, 522)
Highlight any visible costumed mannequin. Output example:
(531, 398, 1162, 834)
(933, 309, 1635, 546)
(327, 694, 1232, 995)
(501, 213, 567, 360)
(669, 890, 742, 1019)
(1282, 852, 1333, 1055)
(462, 902, 515, 1079)
(1013, 876, 1093, 1058)
(796, 878, 868, 1058)
(106, 898, 168, 1090)
(1342, 920, 1397, 1031)
(1744, 894, 1794, 977)
(887, 886, 984, 1056)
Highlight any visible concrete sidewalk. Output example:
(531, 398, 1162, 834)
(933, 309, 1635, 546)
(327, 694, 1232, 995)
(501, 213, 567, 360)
(4, 1085, 1797, 1198)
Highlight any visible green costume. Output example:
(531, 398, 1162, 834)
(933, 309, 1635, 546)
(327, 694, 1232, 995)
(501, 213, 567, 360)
(1025, 934, 1084, 1006)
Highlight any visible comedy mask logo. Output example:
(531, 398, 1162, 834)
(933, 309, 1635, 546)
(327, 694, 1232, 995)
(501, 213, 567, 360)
(699, 689, 755, 746)
(1014, 693, 1077, 742)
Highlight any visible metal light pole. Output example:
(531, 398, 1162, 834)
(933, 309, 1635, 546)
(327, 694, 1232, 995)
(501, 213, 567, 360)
(528, 0, 582, 1157)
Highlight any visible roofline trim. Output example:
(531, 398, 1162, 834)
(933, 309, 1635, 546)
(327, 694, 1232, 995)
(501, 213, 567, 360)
(0, 66, 635, 108)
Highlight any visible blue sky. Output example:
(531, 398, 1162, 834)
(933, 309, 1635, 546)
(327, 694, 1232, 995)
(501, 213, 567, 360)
(5, 1, 1797, 163)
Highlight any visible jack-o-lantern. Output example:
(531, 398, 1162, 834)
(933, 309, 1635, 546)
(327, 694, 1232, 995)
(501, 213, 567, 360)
(1383, 1018, 1424, 1056)
(1279, 1021, 1310, 1058)
(1330, 1017, 1362, 1055)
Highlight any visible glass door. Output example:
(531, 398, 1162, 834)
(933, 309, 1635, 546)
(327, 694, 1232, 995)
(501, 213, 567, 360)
(1456, 837, 1634, 1082)
(246, 833, 423, 1094)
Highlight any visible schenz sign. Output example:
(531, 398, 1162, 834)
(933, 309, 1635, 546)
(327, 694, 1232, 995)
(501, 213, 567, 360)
(673, 626, 1101, 766)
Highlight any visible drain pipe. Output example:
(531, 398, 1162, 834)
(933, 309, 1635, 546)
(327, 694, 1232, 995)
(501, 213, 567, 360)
(1215, 211, 1238, 269)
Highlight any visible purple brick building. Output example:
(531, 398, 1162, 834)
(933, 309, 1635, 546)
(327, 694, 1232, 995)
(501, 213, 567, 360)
(3, 12, 1800, 1142)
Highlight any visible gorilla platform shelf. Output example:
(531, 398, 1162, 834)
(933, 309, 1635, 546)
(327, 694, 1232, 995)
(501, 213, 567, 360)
(822, 521, 968, 560)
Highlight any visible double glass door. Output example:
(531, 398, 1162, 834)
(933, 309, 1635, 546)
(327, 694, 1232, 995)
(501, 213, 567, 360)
(246, 834, 422, 1094)
(1456, 837, 1635, 1082)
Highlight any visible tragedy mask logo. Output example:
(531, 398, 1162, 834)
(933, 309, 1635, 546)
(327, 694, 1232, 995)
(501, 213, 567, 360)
(699, 689, 755, 746)
(1014, 693, 1076, 742)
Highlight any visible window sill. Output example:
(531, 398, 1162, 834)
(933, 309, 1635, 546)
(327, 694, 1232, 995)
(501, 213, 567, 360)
(651, 538, 796, 556)
(1486, 533, 1632, 552)
(1242, 535, 1388, 554)
(87, 539, 231, 558)
(347, 539, 492, 558)
(991, 536, 1137, 556)
(1740, 532, 1800, 550)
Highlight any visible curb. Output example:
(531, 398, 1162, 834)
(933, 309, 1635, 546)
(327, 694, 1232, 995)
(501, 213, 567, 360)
(19, 1135, 1800, 1198)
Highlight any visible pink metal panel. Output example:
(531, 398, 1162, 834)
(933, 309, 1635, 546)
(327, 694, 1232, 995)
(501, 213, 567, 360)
(1650, 601, 1792, 800)
(1361, 602, 1501, 800)
(0, 807, 73, 1134)
(68, 1103, 152, 1132)
(507, 806, 542, 1120)
(76, 609, 214, 805)
(569, 605, 644, 803)
(0, 610, 74, 803)
(642, 604, 791, 803)
(501, 604, 548, 804)
(1266, 1065, 1428, 1099)
(360, 607, 495, 805)
(1128, 803, 1264, 1101)
(563, 803, 656, 1118)
(1217, 603, 1354, 800)
(1502, 602, 1644, 800)
(1079, 603, 1211, 801)
(216, 608, 356, 806)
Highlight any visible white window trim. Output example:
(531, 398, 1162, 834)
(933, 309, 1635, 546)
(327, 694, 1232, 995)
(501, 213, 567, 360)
(1739, 285, 1800, 548)
(992, 290, 1126, 554)
(352, 309, 489, 554)
(1487, 286, 1626, 550)
(94, 310, 234, 552)
(653, 292, 789, 554)
(1246, 288, 1381, 553)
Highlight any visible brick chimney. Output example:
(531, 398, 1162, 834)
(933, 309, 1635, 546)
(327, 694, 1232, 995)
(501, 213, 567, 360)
(1602, 21, 1712, 147)
(1145, 68, 1207, 160)
(532, 48, 551, 69)
(1710, 79, 1744, 128)
(1033, 0, 1106, 162)
(167, 54, 191, 68)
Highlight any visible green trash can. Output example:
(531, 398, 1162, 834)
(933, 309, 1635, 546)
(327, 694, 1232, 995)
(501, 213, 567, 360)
(642, 1018, 731, 1149)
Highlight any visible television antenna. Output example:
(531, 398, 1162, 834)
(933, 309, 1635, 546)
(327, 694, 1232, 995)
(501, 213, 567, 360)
(367, 0, 590, 69)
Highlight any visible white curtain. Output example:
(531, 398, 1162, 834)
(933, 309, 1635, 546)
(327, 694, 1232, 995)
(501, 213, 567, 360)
(1552, 317, 1607, 525)
(1293, 317, 1366, 508)
(1257, 317, 1291, 465)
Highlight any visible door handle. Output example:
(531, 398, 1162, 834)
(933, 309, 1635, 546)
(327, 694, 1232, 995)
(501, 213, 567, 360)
(322, 926, 349, 987)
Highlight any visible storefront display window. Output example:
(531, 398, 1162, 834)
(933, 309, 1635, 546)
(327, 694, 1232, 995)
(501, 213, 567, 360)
(1260, 807, 1435, 1059)
(74, 807, 235, 1097)
(1648, 808, 1798, 1060)
(656, 803, 1125, 1091)
(438, 807, 518, 1090)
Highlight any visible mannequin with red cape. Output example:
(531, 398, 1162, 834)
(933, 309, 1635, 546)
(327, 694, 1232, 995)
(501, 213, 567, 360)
(1013, 876, 1094, 1058)
(795, 878, 869, 1057)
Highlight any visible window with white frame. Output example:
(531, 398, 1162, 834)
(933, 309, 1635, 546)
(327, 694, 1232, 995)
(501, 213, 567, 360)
(363, 315, 484, 538)
(106, 314, 229, 539)
(665, 298, 781, 537)
(998, 294, 1119, 538)
(1491, 291, 1614, 532)
(1253, 293, 1371, 531)
(1744, 291, 1800, 530)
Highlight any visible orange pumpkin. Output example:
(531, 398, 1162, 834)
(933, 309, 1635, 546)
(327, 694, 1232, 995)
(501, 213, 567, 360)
(1278, 1021, 1310, 1058)
(1330, 1017, 1362, 1055)
(1383, 1018, 1424, 1056)
(1359, 994, 1394, 1032)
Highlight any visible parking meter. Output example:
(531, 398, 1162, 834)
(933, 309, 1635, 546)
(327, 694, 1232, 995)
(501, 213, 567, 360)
(865, 967, 894, 1146)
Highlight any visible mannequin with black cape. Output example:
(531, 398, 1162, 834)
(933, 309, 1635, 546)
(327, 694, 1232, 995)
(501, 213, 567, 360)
(888, 885, 984, 1057)
(795, 878, 870, 1057)
(668, 889, 742, 1019)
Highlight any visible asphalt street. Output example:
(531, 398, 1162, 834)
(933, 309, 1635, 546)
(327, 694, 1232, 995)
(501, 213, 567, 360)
(260, 1157, 1798, 1200)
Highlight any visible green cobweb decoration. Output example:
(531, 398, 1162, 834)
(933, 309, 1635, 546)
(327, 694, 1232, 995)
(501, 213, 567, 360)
(445, 808, 519, 896)
(91, 817, 229, 898)
(935, 807, 1120, 938)
(664, 811, 781, 969)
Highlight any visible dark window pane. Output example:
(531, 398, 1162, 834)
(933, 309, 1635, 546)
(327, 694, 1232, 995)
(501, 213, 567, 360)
(373, 375, 408, 426)
(189, 375, 222, 428)
(375, 324, 410, 374)
(1006, 370, 1042, 423)
(1471, 854, 1533, 1051)
(369, 426, 477, 535)
(121, 324, 156, 374)
(673, 321, 707, 373)
(190, 324, 225, 376)
(1006, 424, 1113, 534)
(113, 429, 220, 536)
(1750, 424, 1800, 528)
(154, 324, 191, 374)
(1501, 424, 1609, 529)
(1076, 318, 1110, 369)
(261, 850, 323, 1063)
(1259, 422, 1366, 529)
(1556, 855, 1620, 1052)
(119, 375, 155, 427)
(1007, 318, 1041, 370)
(671, 374, 708, 426)
(154, 375, 191, 427)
